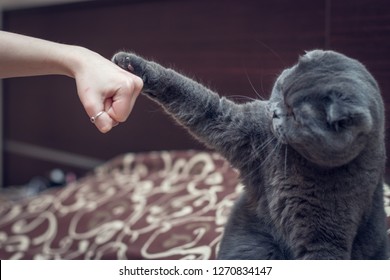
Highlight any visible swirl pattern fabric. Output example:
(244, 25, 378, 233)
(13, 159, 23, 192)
(0, 151, 242, 259)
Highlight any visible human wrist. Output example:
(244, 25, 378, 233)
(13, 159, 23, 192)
(58, 45, 89, 78)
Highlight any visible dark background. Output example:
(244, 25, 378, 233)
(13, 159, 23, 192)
(2, 0, 390, 185)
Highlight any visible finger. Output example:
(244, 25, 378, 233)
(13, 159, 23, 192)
(106, 76, 143, 122)
(92, 111, 118, 133)
(104, 98, 122, 126)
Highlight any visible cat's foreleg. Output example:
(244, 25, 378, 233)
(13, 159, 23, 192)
(218, 194, 290, 259)
(112, 52, 263, 163)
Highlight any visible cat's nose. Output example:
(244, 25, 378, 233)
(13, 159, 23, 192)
(272, 109, 283, 119)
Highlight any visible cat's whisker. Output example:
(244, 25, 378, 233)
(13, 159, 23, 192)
(238, 136, 276, 183)
(244, 68, 264, 100)
(261, 140, 282, 167)
(254, 136, 275, 155)
(284, 144, 288, 179)
(259, 69, 267, 100)
(246, 137, 286, 181)
(254, 39, 286, 66)
(238, 141, 283, 185)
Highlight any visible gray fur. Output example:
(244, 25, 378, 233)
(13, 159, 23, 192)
(113, 50, 388, 259)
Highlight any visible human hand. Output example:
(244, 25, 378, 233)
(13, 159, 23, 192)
(0, 32, 143, 133)
(70, 47, 143, 133)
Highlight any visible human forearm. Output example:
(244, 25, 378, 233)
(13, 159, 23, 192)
(0, 31, 80, 78)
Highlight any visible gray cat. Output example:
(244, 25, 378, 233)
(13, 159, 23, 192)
(113, 50, 388, 259)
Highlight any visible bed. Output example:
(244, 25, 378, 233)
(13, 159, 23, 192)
(0, 150, 389, 259)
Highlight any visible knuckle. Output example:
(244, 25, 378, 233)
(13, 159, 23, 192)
(133, 76, 144, 93)
(122, 76, 143, 95)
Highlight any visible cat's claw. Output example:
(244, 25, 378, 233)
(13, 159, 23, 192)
(112, 52, 143, 76)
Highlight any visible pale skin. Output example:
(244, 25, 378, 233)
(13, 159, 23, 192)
(0, 31, 143, 133)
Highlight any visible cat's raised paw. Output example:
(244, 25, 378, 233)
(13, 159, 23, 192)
(112, 52, 146, 78)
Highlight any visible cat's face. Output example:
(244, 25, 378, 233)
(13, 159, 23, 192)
(269, 50, 382, 167)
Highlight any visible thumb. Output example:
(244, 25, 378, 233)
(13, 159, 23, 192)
(83, 97, 118, 133)
(90, 110, 119, 133)
(105, 86, 140, 123)
(105, 76, 142, 123)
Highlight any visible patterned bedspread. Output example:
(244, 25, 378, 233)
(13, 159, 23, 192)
(0, 150, 389, 259)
